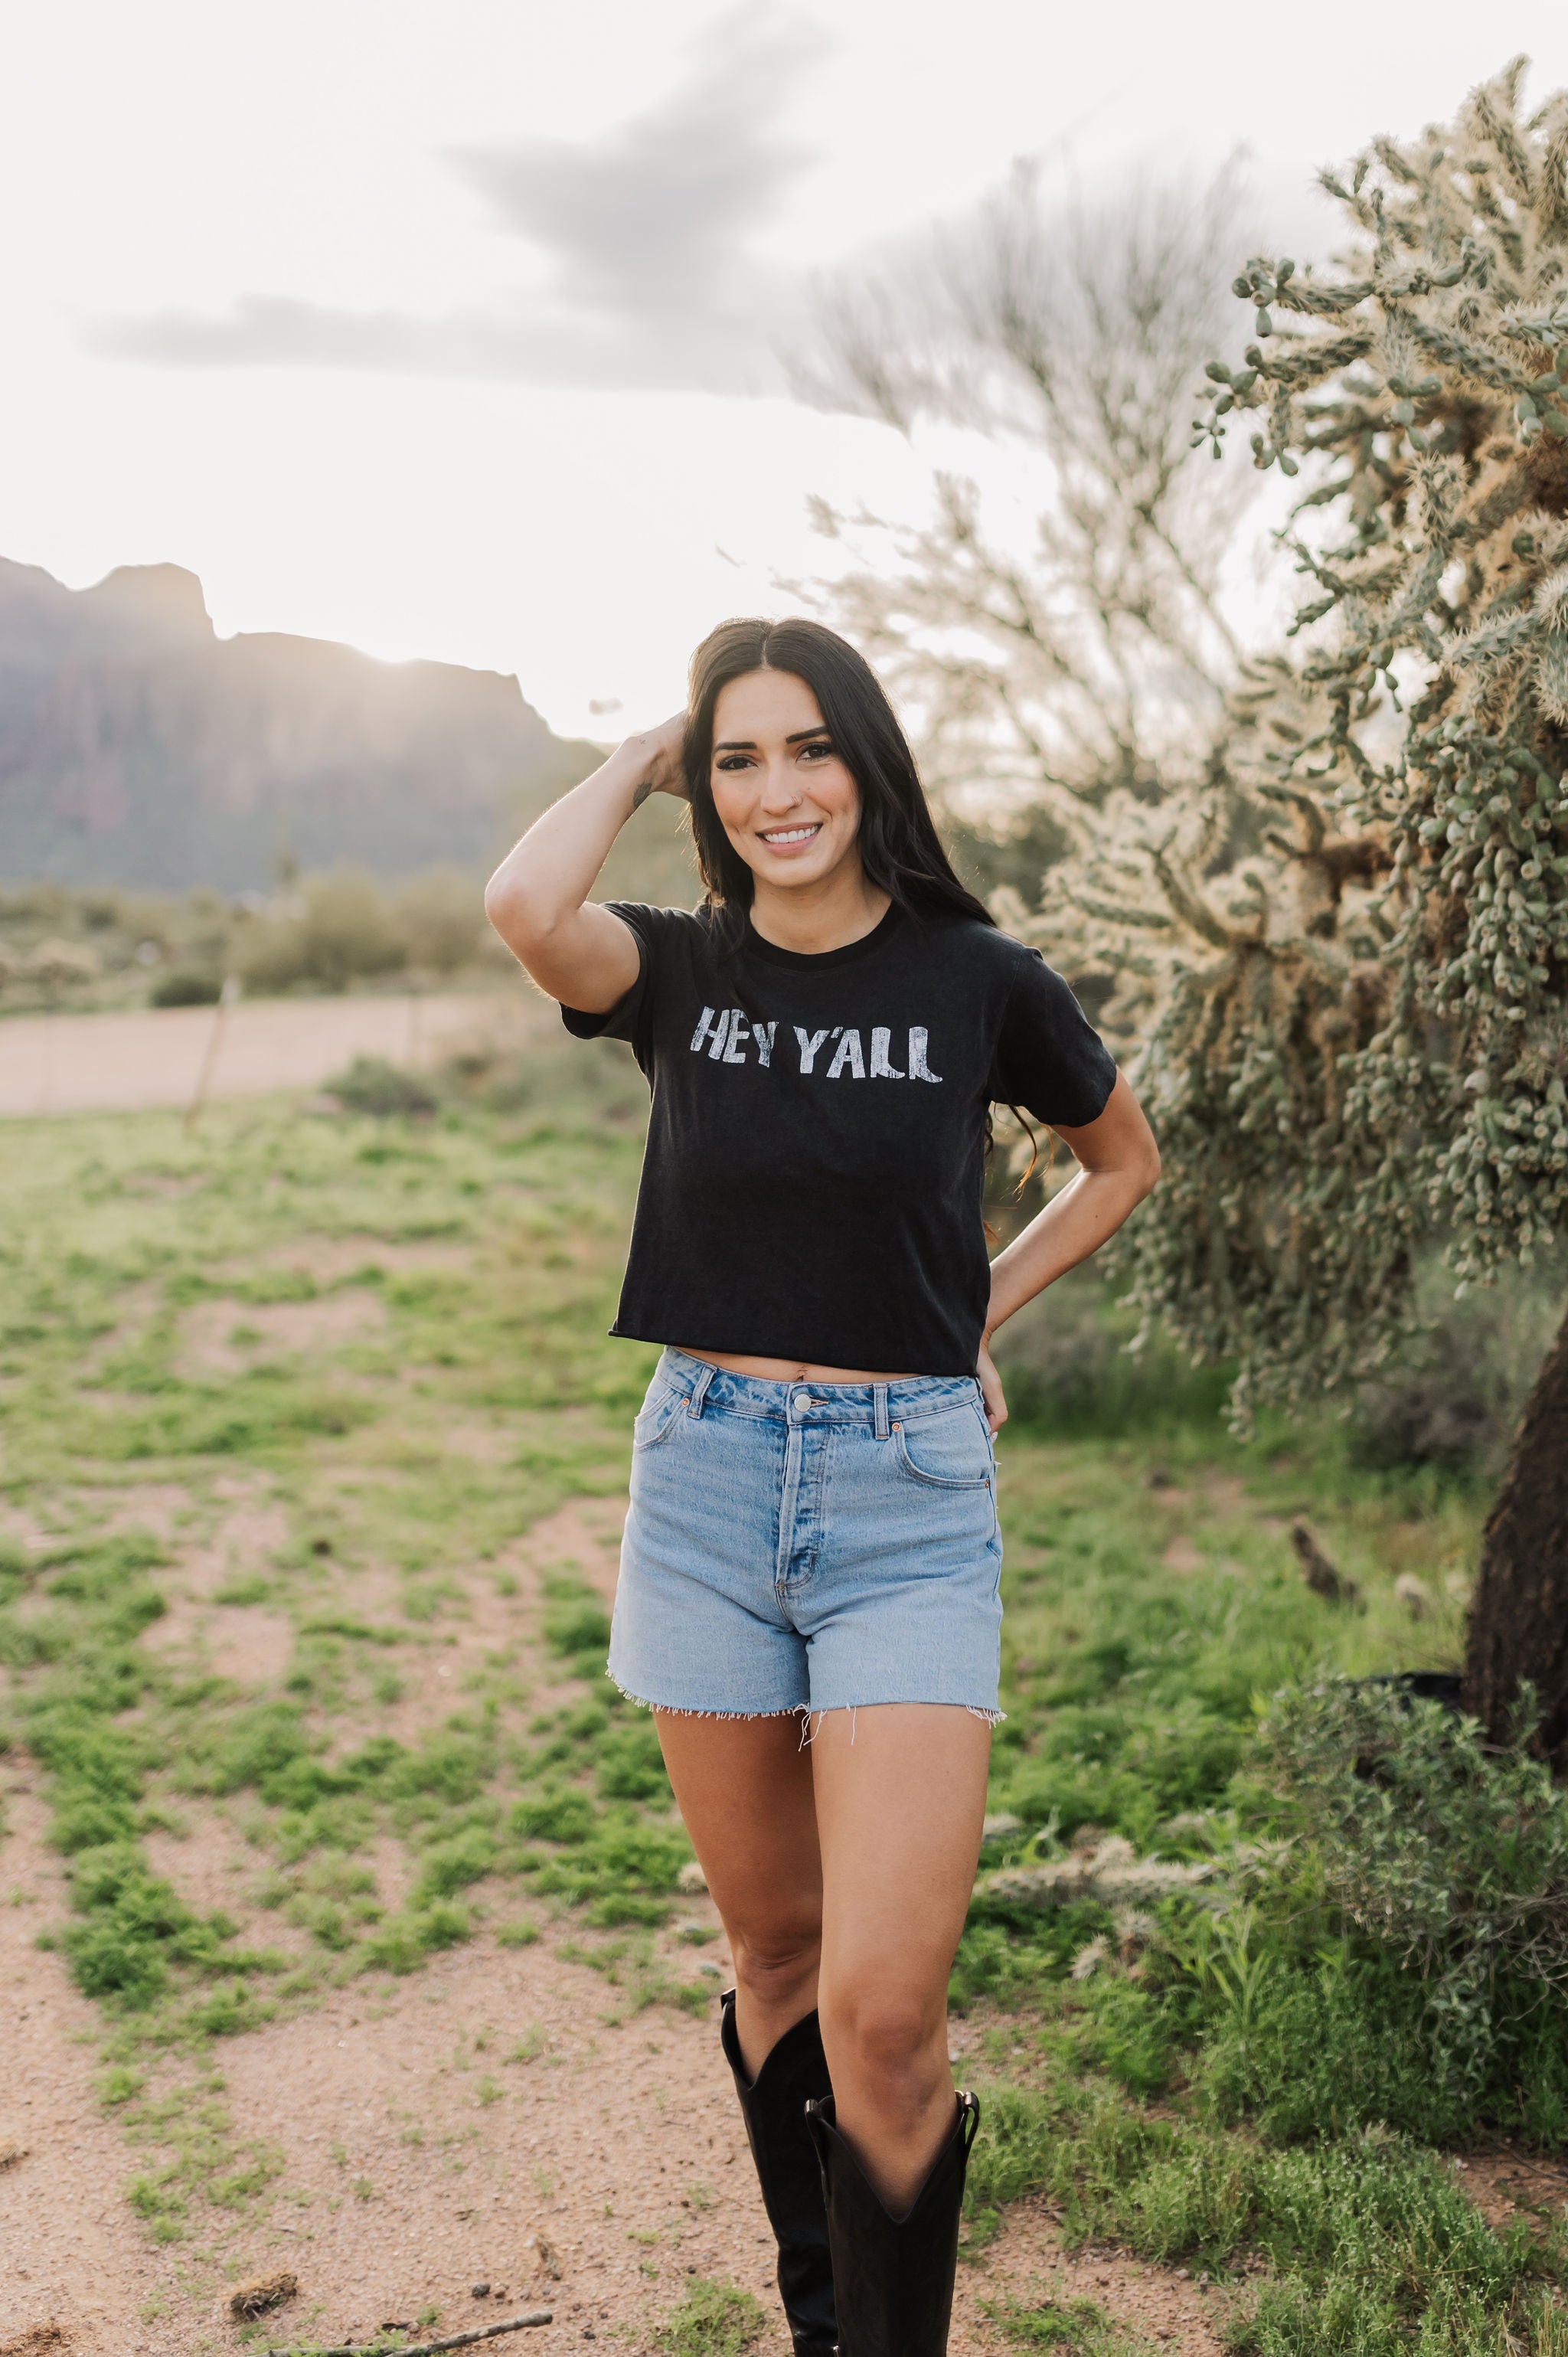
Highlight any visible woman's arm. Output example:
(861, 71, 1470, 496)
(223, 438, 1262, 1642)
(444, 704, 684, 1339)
(977, 1071, 1161, 1430)
(483, 713, 687, 1012)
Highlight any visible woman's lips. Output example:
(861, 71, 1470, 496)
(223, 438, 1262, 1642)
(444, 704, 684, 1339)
(756, 822, 823, 853)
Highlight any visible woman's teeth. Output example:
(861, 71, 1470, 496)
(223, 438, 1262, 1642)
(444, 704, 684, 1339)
(760, 824, 821, 845)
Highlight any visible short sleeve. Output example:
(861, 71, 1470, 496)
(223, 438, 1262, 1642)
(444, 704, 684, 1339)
(556, 900, 655, 1051)
(989, 949, 1117, 1128)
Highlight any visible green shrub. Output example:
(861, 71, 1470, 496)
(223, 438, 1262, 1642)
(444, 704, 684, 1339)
(985, 2295, 1150, 2354)
(968, 2088, 1553, 2336)
(412, 1827, 498, 1902)
(150, 970, 222, 1008)
(1245, 1680, 1568, 2118)
(237, 868, 404, 993)
(184, 1702, 314, 1796)
(544, 1601, 612, 1658)
(595, 1721, 670, 1801)
(510, 1787, 597, 1845)
(384, 1727, 495, 1807)
(655, 2277, 767, 2355)
(328, 1056, 440, 1118)
(363, 1904, 472, 1973)
(394, 868, 485, 975)
(54, 1845, 250, 2009)
(988, 1265, 1233, 1437)
(0, 1535, 30, 1602)
(50, 1795, 139, 1853)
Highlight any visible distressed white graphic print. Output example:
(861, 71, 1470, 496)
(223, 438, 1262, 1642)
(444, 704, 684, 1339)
(690, 1009, 942, 1083)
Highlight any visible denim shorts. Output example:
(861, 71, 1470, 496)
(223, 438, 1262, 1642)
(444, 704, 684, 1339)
(609, 1348, 1004, 1721)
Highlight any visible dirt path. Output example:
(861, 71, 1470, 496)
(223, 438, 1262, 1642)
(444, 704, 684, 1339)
(0, 1836, 1230, 2357)
(0, 1482, 1245, 2357)
(0, 992, 542, 1118)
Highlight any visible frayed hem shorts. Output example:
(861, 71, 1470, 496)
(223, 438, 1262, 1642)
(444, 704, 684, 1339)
(608, 1348, 1004, 1722)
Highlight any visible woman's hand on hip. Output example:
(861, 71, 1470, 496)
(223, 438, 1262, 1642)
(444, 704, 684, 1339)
(976, 1339, 1007, 1434)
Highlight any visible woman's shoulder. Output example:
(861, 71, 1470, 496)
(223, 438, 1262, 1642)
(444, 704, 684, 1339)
(914, 909, 1060, 980)
(600, 901, 714, 953)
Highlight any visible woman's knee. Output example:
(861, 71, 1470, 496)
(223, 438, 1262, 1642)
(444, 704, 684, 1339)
(728, 1920, 822, 2007)
(822, 1986, 944, 2094)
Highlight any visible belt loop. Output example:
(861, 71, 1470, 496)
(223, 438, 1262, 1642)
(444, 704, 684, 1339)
(688, 1361, 717, 1420)
(874, 1382, 889, 1440)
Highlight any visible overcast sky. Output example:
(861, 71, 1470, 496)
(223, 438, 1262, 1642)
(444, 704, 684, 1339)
(4, 0, 1567, 735)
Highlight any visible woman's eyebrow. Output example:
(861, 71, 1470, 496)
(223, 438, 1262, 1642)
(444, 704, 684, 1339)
(714, 727, 830, 750)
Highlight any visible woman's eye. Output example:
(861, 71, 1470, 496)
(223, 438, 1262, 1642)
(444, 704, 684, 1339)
(715, 754, 752, 772)
(799, 740, 833, 760)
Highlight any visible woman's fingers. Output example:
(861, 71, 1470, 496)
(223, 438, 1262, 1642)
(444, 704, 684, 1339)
(976, 1341, 1007, 1433)
(627, 712, 690, 802)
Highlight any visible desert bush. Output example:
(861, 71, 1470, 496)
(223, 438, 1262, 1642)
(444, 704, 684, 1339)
(326, 1056, 440, 1117)
(969, 2091, 1561, 2355)
(237, 868, 404, 993)
(28, 937, 100, 987)
(1254, 1682, 1568, 2056)
(1122, 1681, 1568, 2142)
(150, 969, 223, 1008)
(1351, 1254, 1568, 1476)
(989, 1263, 1233, 1436)
(453, 1031, 648, 1130)
(394, 867, 485, 974)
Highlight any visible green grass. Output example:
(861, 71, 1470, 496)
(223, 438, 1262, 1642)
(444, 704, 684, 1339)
(654, 2277, 769, 2355)
(0, 1068, 695, 2243)
(2, 1058, 1563, 2352)
(985, 2293, 1154, 2354)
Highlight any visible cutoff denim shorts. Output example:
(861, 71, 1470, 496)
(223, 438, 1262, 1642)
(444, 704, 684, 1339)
(609, 1348, 1004, 1721)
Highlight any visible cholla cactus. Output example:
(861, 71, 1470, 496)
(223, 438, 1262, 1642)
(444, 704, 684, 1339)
(1027, 60, 1568, 1430)
(986, 1835, 1216, 1911)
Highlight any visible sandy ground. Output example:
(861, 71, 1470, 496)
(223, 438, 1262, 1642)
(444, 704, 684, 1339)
(0, 1478, 1253, 2357)
(0, 993, 543, 1118)
(3, 1482, 1563, 2357)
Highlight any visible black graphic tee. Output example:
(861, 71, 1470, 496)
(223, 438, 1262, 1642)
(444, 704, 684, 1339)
(562, 901, 1117, 1375)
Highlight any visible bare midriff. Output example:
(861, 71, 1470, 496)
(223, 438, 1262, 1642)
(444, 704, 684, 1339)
(674, 1348, 920, 1385)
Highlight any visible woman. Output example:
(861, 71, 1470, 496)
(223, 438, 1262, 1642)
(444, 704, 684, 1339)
(485, 618, 1158, 2357)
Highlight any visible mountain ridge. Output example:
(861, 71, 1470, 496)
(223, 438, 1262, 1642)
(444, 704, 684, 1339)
(0, 557, 603, 891)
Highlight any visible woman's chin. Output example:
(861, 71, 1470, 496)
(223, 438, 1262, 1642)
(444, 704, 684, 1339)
(744, 842, 853, 891)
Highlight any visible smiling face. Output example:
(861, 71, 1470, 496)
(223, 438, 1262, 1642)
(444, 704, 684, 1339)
(707, 667, 864, 896)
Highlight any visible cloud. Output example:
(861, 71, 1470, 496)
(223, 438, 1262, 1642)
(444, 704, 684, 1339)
(94, 8, 827, 394)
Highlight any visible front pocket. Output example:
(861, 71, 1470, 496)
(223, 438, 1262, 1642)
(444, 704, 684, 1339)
(893, 1406, 994, 1489)
(632, 1383, 688, 1453)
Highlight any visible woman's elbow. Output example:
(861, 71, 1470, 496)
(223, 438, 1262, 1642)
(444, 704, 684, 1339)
(1137, 1141, 1161, 1201)
(484, 869, 551, 953)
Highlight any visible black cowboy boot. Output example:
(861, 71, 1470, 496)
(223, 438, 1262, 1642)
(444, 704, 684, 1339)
(804, 2090, 980, 2357)
(720, 1989, 838, 2355)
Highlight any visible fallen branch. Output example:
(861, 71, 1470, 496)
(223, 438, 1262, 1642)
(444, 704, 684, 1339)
(266, 2311, 552, 2357)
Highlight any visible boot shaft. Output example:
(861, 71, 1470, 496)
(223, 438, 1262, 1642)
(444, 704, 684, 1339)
(720, 1992, 838, 2357)
(805, 2091, 980, 2357)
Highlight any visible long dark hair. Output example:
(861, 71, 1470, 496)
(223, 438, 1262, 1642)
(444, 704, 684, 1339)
(681, 617, 994, 952)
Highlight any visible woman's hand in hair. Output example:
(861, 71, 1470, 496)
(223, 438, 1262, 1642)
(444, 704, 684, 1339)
(485, 709, 686, 1012)
(976, 1336, 1007, 1435)
(628, 712, 690, 806)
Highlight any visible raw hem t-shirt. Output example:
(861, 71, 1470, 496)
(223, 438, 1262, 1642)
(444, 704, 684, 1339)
(561, 901, 1117, 1376)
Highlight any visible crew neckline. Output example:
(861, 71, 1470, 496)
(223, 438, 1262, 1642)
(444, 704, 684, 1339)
(743, 899, 905, 970)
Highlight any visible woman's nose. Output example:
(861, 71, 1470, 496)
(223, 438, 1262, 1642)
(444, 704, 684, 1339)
(757, 761, 804, 811)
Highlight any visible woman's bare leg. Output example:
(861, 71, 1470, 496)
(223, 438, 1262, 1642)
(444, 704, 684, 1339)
(810, 1705, 991, 2214)
(653, 1711, 823, 2078)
